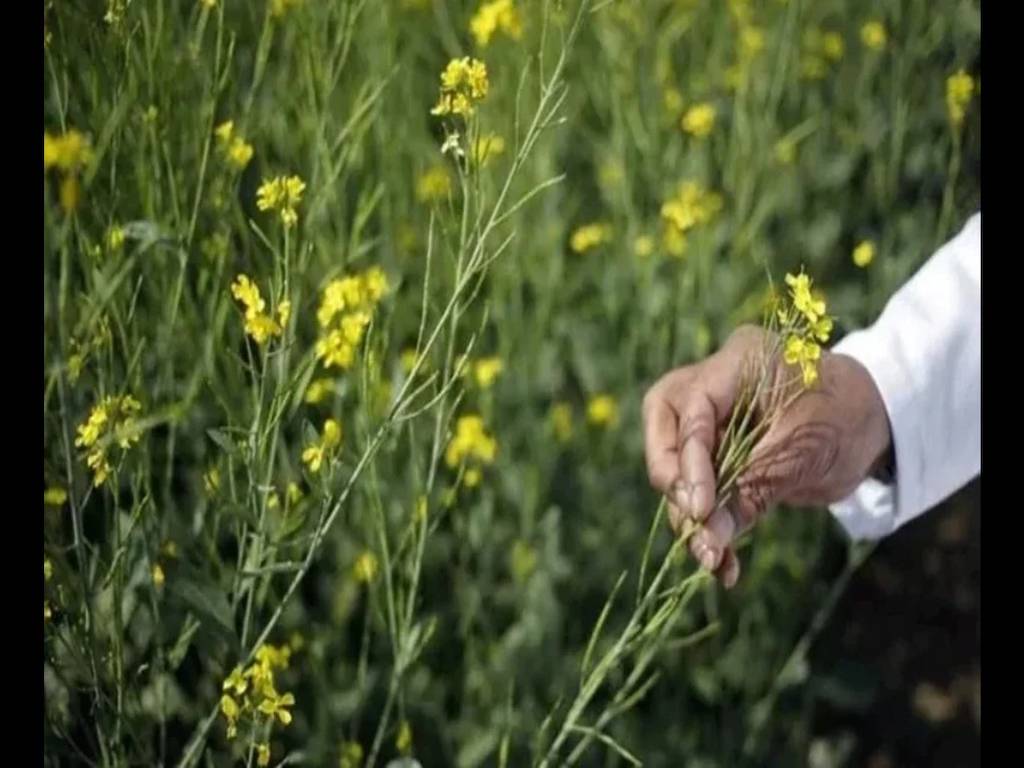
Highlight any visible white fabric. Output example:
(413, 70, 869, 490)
(828, 213, 981, 540)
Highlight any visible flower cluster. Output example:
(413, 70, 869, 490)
(75, 395, 143, 486)
(471, 357, 503, 389)
(302, 418, 342, 474)
(219, 643, 296, 763)
(470, 133, 506, 167)
(214, 120, 254, 171)
(550, 402, 573, 443)
(416, 165, 452, 203)
(799, 27, 845, 80)
(445, 415, 497, 487)
(314, 267, 389, 371)
(680, 103, 716, 138)
(778, 271, 834, 387)
(946, 69, 974, 128)
(270, 0, 304, 18)
(256, 174, 306, 228)
(660, 181, 723, 257)
(231, 274, 291, 345)
(44, 129, 93, 214)
(430, 57, 490, 118)
(470, 0, 522, 48)
(352, 550, 379, 584)
(570, 222, 613, 254)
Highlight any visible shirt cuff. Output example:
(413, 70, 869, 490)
(826, 328, 920, 541)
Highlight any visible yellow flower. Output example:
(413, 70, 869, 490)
(257, 690, 295, 725)
(353, 551, 379, 584)
(231, 274, 266, 317)
(946, 69, 974, 127)
(43, 129, 93, 173)
(570, 222, 613, 254)
(270, 0, 304, 17)
(106, 225, 126, 253)
(812, 315, 833, 343)
(852, 240, 876, 268)
(255, 643, 292, 670)
(800, 55, 827, 81)
(416, 165, 452, 203)
(287, 482, 304, 505)
(204, 467, 221, 495)
(822, 31, 845, 61)
(231, 275, 287, 344)
(681, 103, 716, 138)
(75, 395, 143, 486)
(415, 495, 429, 524)
(473, 357, 504, 389)
(304, 378, 336, 405)
(470, 0, 522, 47)
(662, 87, 684, 118)
(739, 25, 765, 60)
(396, 720, 413, 756)
(152, 563, 166, 587)
(162, 540, 179, 558)
(464, 467, 482, 488)
(215, 120, 234, 144)
(445, 415, 498, 469)
(431, 57, 490, 117)
(45, 602, 53, 622)
(587, 395, 618, 427)
(339, 741, 365, 768)
(220, 693, 240, 722)
(633, 235, 654, 259)
(44, 557, 53, 582)
(302, 419, 343, 473)
(227, 137, 254, 170)
(860, 20, 887, 50)
(784, 272, 826, 323)
(222, 666, 248, 698)
(660, 181, 722, 259)
(784, 334, 822, 387)
(257, 744, 271, 767)
(471, 133, 506, 166)
(551, 402, 573, 443)
(256, 175, 305, 227)
(44, 487, 68, 507)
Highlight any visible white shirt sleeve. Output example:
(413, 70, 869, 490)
(828, 213, 981, 540)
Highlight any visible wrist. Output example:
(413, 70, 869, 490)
(832, 353, 894, 485)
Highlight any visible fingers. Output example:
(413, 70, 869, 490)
(673, 396, 717, 522)
(716, 547, 741, 589)
(688, 505, 737, 571)
(643, 391, 682, 497)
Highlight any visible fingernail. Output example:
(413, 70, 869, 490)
(723, 561, 740, 589)
(696, 543, 718, 571)
(672, 481, 691, 517)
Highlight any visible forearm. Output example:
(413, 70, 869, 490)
(829, 213, 981, 539)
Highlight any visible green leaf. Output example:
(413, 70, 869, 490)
(168, 578, 237, 650)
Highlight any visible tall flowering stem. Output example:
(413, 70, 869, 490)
(537, 270, 835, 767)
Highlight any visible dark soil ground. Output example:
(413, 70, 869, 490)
(810, 480, 980, 767)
